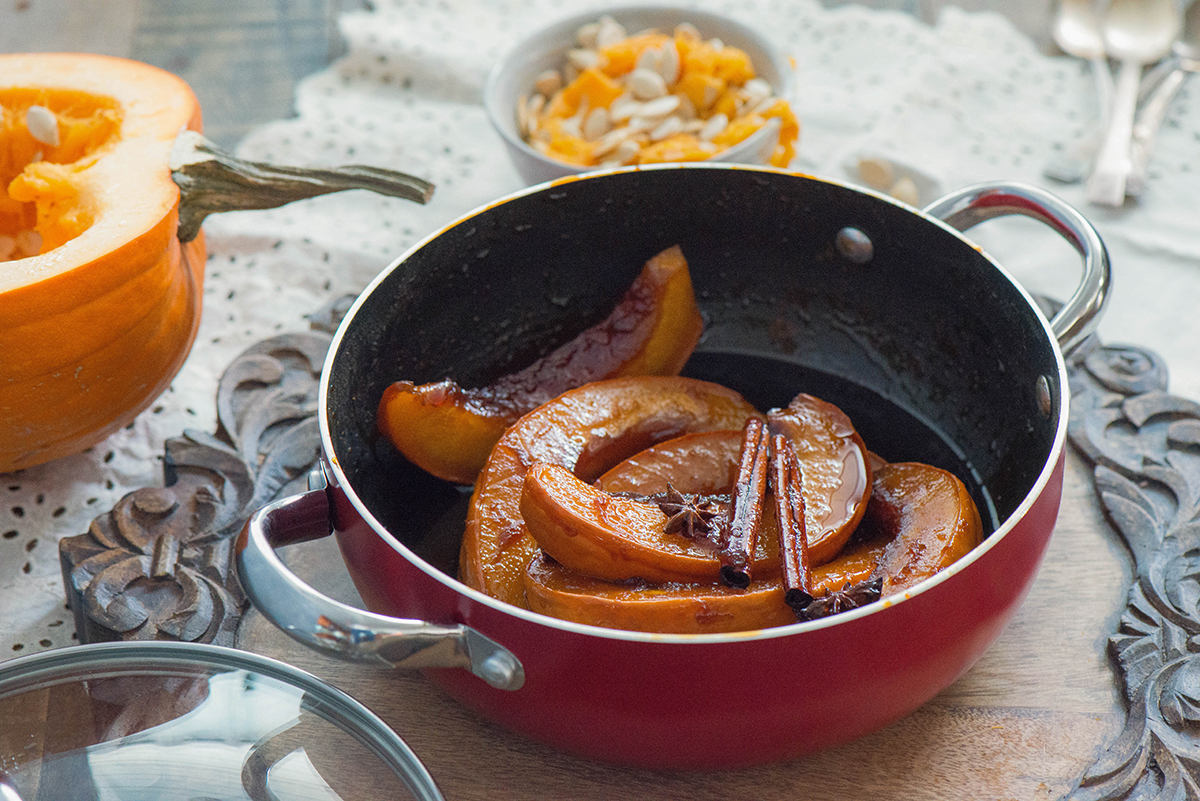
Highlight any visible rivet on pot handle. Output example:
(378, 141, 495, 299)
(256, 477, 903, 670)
(922, 181, 1111, 355)
(235, 467, 525, 691)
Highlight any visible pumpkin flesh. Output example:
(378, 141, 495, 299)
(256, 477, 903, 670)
(0, 54, 205, 472)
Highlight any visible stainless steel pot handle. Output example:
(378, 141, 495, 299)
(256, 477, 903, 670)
(235, 467, 525, 691)
(921, 181, 1111, 355)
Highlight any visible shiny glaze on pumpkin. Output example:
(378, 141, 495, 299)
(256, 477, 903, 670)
(377, 244, 703, 485)
(766, 393, 873, 565)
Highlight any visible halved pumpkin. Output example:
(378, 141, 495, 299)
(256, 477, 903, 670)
(0, 53, 206, 472)
(1, 54, 433, 473)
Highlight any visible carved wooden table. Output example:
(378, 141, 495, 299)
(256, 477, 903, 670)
(57, 308, 1200, 799)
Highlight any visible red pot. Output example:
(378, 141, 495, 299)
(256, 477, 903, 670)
(237, 166, 1109, 769)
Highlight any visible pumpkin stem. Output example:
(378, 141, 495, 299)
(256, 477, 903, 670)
(169, 130, 435, 242)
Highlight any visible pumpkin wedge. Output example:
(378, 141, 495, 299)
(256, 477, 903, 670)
(521, 461, 782, 583)
(0, 53, 207, 472)
(862, 461, 982, 594)
(460, 376, 759, 609)
(378, 244, 704, 485)
(594, 428, 744, 496)
(523, 552, 797, 634)
(765, 393, 873, 565)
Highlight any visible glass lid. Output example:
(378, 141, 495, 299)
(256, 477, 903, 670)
(0, 641, 443, 801)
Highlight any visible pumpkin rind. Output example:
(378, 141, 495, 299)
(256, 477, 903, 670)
(0, 53, 205, 472)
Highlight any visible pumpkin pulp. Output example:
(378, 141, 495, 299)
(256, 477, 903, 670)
(0, 53, 206, 472)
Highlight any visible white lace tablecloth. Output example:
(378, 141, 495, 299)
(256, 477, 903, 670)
(3, 0, 1198, 657)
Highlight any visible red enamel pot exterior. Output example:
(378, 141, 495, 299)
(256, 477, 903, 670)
(329, 453, 1064, 767)
(237, 166, 1109, 769)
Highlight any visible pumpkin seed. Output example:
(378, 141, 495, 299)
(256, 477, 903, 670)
(857, 157, 895, 191)
(676, 94, 697, 121)
(627, 68, 668, 100)
(567, 48, 601, 71)
(15, 230, 42, 258)
(613, 139, 641, 163)
(26, 104, 59, 147)
(889, 176, 920, 206)
(582, 107, 611, 140)
(650, 115, 685, 141)
(516, 94, 531, 135)
(609, 94, 640, 122)
(639, 95, 681, 119)
(744, 78, 772, 102)
(534, 70, 563, 96)
(595, 16, 626, 48)
(635, 47, 661, 74)
(577, 21, 600, 48)
(658, 40, 681, 86)
(699, 113, 728, 142)
(592, 126, 634, 158)
(626, 115, 658, 133)
(560, 115, 583, 139)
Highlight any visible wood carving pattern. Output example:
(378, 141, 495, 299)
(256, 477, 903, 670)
(1065, 340, 1200, 800)
(58, 302, 348, 647)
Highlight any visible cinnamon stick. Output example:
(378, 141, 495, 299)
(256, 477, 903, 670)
(771, 433, 814, 615)
(720, 418, 768, 588)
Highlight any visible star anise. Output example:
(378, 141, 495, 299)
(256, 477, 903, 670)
(657, 484, 726, 542)
(796, 577, 883, 621)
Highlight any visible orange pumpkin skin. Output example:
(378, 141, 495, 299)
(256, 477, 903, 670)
(0, 53, 206, 472)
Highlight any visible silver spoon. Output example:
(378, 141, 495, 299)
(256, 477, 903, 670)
(1127, 0, 1200, 196)
(1044, 0, 1115, 183)
(1086, 0, 1181, 206)
(1053, 0, 1115, 119)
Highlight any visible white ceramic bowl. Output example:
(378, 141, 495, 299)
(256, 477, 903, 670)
(484, 5, 794, 185)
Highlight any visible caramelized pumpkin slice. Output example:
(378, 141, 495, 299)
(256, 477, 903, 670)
(524, 552, 796, 634)
(802, 460, 982, 598)
(595, 429, 744, 496)
(767, 394, 872, 566)
(460, 376, 759, 609)
(521, 462, 780, 583)
(862, 461, 983, 594)
(378, 245, 703, 485)
(523, 549, 894, 634)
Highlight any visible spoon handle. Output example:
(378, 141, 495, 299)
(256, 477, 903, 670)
(1090, 55, 1115, 123)
(1086, 57, 1142, 206)
(1127, 67, 1189, 196)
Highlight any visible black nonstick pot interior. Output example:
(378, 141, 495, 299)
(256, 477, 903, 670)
(326, 167, 1061, 575)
